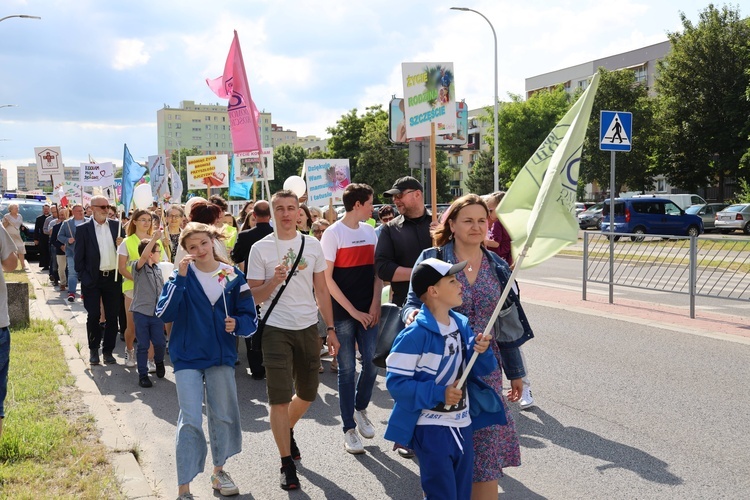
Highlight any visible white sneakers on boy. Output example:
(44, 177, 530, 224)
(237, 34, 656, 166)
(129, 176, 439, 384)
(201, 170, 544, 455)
(520, 386, 535, 410)
(125, 349, 136, 368)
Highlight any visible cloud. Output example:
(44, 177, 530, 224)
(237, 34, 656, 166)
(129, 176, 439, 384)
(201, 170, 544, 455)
(112, 39, 151, 70)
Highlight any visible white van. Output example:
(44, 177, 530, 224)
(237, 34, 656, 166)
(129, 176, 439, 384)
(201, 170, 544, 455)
(632, 193, 706, 210)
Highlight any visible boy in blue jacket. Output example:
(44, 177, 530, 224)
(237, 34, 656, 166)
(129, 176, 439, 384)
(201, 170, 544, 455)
(385, 258, 498, 500)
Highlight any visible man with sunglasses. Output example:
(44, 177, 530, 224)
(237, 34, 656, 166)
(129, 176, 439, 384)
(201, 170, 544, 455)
(74, 195, 125, 366)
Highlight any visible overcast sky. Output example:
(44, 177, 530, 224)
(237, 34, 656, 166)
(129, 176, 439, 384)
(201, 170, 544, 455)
(0, 0, 717, 189)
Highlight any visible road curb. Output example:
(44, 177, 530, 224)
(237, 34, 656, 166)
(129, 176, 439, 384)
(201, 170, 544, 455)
(29, 272, 157, 499)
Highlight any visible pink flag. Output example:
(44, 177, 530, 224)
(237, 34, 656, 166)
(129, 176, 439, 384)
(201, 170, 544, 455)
(206, 31, 262, 155)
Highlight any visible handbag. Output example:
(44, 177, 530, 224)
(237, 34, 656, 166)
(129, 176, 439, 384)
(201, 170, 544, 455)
(254, 235, 305, 342)
(373, 302, 405, 368)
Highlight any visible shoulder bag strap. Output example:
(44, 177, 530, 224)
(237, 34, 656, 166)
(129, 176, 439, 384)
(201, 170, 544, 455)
(258, 235, 305, 327)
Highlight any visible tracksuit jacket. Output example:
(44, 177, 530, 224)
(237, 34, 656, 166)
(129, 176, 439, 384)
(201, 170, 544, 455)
(384, 305, 505, 448)
(156, 265, 257, 372)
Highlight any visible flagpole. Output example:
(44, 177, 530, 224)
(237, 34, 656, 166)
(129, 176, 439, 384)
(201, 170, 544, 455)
(430, 122, 437, 222)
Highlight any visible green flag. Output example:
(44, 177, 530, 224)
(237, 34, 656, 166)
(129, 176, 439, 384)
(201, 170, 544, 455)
(497, 72, 600, 269)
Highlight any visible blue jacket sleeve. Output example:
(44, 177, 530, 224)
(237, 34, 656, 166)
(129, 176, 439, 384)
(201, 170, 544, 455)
(57, 222, 69, 245)
(229, 268, 258, 338)
(385, 332, 446, 412)
(400, 248, 432, 323)
(155, 272, 185, 323)
(499, 346, 526, 380)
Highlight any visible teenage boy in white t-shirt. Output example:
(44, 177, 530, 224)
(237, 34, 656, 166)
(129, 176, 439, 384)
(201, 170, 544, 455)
(320, 183, 382, 455)
(246, 190, 337, 492)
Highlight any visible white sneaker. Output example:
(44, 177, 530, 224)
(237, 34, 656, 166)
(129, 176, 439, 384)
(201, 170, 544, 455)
(353, 409, 375, 439)
(520, 386, 535, 410)
(147, 359, 156, 373)
(125, 349, 136, 368)
(344, 428, 365, 454)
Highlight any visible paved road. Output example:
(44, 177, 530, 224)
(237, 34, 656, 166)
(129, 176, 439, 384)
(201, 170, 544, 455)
(28, 261, 750, 499)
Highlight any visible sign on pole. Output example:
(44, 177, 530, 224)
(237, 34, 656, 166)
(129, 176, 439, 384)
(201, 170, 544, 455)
(186, 154, 229, 189)
(34, 146, 65, 177)
(304, 159, 350, 205)
(401, 63, 457, 139)
(599, 111, 632, 152)
(80, 162, 115, 186)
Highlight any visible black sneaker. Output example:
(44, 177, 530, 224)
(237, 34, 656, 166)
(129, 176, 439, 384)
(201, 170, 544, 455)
(139, 376, 153, 388)
(155, 362, 166, 378)
(279, 464, 299, 490)
(89, 349, 100, 366)
(103, 352, 117, 364)
(290, 429, 301, 460)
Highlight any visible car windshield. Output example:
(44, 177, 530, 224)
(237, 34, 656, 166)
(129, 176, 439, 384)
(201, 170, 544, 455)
(583, 203, 603, 214)
(0, 201, 45, 223)
(724, 204, 748, 212)
(685, 205, 702, 214)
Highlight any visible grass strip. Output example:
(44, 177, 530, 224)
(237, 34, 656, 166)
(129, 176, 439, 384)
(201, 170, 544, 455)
(0, 319, 122, 499)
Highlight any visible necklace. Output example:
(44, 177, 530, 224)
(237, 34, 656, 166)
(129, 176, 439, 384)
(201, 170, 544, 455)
(455, 249, 482, 273)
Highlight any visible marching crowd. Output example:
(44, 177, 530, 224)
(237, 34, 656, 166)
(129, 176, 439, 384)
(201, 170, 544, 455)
(23, 175, 536, 500)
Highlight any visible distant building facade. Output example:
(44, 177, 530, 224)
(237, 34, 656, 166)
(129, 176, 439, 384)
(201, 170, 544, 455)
(17, 164, 81, 192)
(156, 100, 272, 160)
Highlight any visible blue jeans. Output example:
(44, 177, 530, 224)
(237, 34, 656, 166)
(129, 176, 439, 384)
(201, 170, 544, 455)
(66, 255, 78, 295)
(132, 312, 166, 377)
(335, 317, 378, 433)
(174, 365, 242, 486)
(0, 327, 9, 418)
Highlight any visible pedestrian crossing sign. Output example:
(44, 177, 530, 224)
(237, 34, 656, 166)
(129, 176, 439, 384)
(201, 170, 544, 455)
(599, 110, 632, 152)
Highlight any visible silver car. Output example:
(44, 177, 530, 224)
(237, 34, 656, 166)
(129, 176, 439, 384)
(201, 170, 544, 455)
(714, 203, 750, 234)
(578, 202, 604, 229)
(685, 203, 729, 232)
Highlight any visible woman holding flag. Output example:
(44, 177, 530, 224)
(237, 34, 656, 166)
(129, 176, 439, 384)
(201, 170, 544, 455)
(402, 194, 534, 499)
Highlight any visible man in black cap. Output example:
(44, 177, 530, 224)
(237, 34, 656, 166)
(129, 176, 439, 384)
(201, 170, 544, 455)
(375, 176, 434, 308)
(374, 176, 434, 459)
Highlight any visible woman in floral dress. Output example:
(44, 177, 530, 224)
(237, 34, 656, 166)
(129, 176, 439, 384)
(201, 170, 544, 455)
(2, 203, 25, 269)
(402, 194, 535, 499)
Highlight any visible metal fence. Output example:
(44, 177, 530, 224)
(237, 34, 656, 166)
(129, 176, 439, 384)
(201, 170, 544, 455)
(582, 232, 750, 318)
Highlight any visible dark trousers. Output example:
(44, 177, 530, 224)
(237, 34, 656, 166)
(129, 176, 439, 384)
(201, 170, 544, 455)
(37, 234, 50, 268)
(244, 330, 265, 377)
(82, 272, 121, 353)
(118, 292, 127, 335)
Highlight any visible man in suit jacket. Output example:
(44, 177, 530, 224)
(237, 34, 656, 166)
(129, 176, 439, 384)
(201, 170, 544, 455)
(74, 195, 124, 366)
(34, 204, 51, 271)
(230, 200, 273, 379)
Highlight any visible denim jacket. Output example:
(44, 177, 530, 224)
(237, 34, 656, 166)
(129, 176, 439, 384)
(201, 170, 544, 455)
(401, 242, 534, 380)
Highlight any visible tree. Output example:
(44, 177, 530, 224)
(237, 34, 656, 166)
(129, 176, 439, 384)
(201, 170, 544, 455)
(269, 144, 306, 194)
(465, 150, 495, 195)
(654, 4, 750, 201)
(581, 68, 659, 197)
(326, 108, 366, 179)
(495, 88, 572, 186)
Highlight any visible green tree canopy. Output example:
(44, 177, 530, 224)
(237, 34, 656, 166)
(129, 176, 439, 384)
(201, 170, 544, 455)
(581, 67, 658, 197)
(654, 4, 750, 200)
(270, 144, 306, 195)
(465, 150, 495, 195)
(496, 88, 572, 186)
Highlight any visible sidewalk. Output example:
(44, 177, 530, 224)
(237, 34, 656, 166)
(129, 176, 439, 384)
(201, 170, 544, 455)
(519, 280, 750, 345)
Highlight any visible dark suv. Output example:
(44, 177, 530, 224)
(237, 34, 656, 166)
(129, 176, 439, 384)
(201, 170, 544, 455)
(601, 198, 703, 241)
(0, 196, 48, 258)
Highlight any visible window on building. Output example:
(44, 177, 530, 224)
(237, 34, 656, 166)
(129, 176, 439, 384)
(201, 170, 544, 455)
(222, 117, 226, 122)
(176, 123, 181, 129)
(176, 132, 181, 138)
(168, 141, 172, 147)
(577, 79, 588, 90)
(214, 125, 218, 130)
(205, 125, 210, 130)
(457, 156, 464, 165)
(206, 116, 211, 121)
(657, 178, 666, 192)
(168, 132, 172, 137)
(175, 114, 181, 120)
(168, 114, 172, 120)
(633, 65, 647, 84)
(168, 123, 172, 129)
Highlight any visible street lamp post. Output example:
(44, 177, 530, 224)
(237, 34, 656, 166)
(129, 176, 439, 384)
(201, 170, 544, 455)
(451, 7, 499, 193)
(0, 15, 41, 23)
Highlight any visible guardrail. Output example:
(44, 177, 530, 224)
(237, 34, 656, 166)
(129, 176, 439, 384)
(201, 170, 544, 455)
(582, 232, 750, 318)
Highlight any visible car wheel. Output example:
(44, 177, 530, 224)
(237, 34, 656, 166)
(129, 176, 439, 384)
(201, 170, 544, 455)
(605, 234, 621, 242)
(744, 222, 750, 235)
(596, 220, 602, 230)
(630, 227, 646, 242)
(686, 225, 700, 237)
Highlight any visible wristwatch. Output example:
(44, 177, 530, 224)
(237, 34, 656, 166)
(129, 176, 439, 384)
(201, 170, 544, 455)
(326, 326, 335, 332)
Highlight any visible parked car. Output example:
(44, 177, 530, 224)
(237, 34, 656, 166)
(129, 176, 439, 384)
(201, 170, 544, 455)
(632, 193, 707, 210)
(575, 202, 596, 216)
(685, 203, 729, 232)
(601, 197, 703, 241)
(0, 195, 48, 258)
(578, 202, 604, 229)
(714, 203, 750, 234)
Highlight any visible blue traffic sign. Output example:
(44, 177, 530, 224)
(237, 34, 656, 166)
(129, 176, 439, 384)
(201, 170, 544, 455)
(600, 110, 632, 152)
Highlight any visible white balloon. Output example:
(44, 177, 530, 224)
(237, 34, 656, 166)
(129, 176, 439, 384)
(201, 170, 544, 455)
(184, 196, 207, 218)
(283, 175, 307, 198)
(156, 262, 175, 284)
(133, 184, 153, 210)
